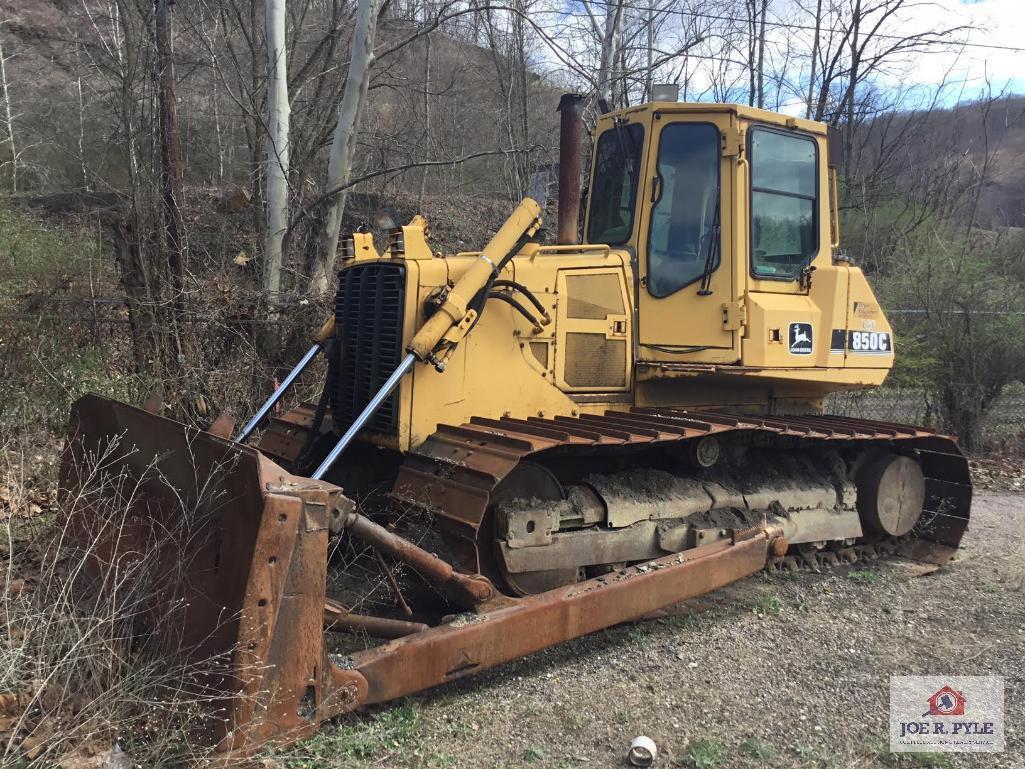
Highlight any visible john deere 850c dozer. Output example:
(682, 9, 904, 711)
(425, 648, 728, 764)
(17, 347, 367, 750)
(63, 95, 971, 751)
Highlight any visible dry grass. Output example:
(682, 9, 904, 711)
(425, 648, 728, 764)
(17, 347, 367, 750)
(0, 435, 239, 769)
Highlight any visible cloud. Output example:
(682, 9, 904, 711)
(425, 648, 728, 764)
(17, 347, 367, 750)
(890, 0, 1025, 97)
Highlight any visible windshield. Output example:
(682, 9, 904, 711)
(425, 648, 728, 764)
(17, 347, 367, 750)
(586, 123, 644, 245)
(750, 128, 818, 279)
(647, 122, 720, 297)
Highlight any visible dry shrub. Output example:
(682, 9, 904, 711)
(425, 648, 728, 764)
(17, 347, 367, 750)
(0, 435, 247, 769)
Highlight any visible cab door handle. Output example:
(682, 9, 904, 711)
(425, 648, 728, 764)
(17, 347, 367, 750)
(650, 175, 662, 203)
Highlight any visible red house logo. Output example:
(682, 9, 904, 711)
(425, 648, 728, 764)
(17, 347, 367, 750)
(923, 685, 966, 717)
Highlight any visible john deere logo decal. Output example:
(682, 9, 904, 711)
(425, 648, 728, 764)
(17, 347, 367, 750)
(789, 322, 813, 355)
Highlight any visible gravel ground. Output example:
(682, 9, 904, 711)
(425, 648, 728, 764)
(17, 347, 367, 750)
(280, 492, 1025, 769)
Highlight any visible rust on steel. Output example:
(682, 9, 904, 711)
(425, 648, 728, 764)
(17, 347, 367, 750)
(63, 394, 364, 751)
(556, 93, 585, 245)
(340, 507, 496, 604)
(392, 408, 972, 564)
(349, 528, 776, 704)
(61, 394, 972, 755)
(324, 599, 428, 638)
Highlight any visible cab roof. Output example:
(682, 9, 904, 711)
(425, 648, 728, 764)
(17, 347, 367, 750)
(597, 101, 827, 136)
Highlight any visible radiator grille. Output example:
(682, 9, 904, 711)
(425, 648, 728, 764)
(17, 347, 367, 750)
(332, 262, 406, 436)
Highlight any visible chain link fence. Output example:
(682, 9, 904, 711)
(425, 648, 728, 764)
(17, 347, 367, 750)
(827, 384, 1025, 442)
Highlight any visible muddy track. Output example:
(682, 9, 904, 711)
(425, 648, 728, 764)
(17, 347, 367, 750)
(390, 409, 971, 568)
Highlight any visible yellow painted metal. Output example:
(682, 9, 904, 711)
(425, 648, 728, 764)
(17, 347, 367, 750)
(339, 102, 895, 453)
(397, 250, 634, 450)
(342, 231, 382, 262)
(387, 220, 434, 260)
(633, 109, 738, 358)
(406, 198, 541, 362)
(312, 316, 336, 344)
(553, 267, 632, 392)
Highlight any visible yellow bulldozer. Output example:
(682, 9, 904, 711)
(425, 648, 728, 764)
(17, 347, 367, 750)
(63, 95, 971, 752)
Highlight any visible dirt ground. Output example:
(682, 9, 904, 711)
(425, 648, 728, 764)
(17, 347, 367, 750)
(279, 492, 1025, 769)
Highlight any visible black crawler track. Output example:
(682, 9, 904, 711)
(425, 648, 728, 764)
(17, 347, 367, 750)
(390, 409, 972, 571)
(258, 407, 972, 575)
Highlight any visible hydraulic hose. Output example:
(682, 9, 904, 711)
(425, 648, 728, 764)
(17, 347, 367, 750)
(491, 279, 550, 322)
(406, 198, 542, 362)
(487, 291, 542, 332)
(467, 231, 533, 326)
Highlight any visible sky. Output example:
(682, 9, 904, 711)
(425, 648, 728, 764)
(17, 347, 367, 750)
(539, 0, 1025, 112)
(898, 0, 1025, 97)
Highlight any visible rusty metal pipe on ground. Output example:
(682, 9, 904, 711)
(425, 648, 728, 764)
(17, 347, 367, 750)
(323, 600, 428, 639)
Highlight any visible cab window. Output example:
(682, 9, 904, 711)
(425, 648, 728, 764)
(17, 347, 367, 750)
(749, 128, 818, 279)
(587, 123, 644, 245)
(646, 122, 720, 297)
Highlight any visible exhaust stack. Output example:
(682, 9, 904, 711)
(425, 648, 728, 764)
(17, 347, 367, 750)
(556, 93, 584, 245)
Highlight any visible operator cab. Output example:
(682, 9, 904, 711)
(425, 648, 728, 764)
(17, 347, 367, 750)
(582, 102, 891, 395)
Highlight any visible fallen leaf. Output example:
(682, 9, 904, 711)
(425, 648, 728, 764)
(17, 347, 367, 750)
(58, 743, 122, 769)
(0, 691, 24, 715)
(22, 734, 47, 759)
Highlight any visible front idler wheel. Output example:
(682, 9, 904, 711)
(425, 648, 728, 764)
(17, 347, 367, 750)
(856, 453, 926, 538)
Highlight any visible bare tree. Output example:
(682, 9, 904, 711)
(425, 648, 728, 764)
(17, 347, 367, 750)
(317, 0, 384, 294)
(264, 0, 290, 303)
(155, 0, 186, 333)
(591, 0, 625, 105)
(0, 22, 16, 192)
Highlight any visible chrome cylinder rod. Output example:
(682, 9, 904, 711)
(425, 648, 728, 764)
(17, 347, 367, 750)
(312, 353, 416, 480)
(234, 343, 322, 443)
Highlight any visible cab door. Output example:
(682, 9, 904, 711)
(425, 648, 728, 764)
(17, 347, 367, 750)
(741, 124, 847, 369)
(635, 113, 738, 360)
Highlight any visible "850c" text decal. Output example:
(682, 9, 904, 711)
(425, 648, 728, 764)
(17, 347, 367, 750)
(847, 330, 892, 354)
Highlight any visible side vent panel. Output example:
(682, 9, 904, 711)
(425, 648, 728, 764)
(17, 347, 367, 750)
(555, 268, 632, 392)
(563, 335, 627, 387)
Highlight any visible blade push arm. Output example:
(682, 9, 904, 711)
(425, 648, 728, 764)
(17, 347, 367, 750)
(234, 316, 336, 443)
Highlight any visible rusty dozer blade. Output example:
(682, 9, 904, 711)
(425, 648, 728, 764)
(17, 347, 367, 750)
(61, 393, 789, 754)
(61, 394, 366, 752)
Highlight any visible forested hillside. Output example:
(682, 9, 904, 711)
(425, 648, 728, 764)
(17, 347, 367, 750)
(0, 0, 1022, 447)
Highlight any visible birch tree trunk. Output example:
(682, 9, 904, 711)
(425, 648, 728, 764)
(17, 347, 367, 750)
(805, 0, 823, 120)
(315, 0, 382, 294)
(264, 0, 290, 302)
(418, 34, 431, 205)
(596, 0, 623, 105)
(747, 0, 756, 106)
(75, 45, 89, 190)
(756, 0, 767, 109)
(0, 29, 16, 193)
(844, 0, 862, 187)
